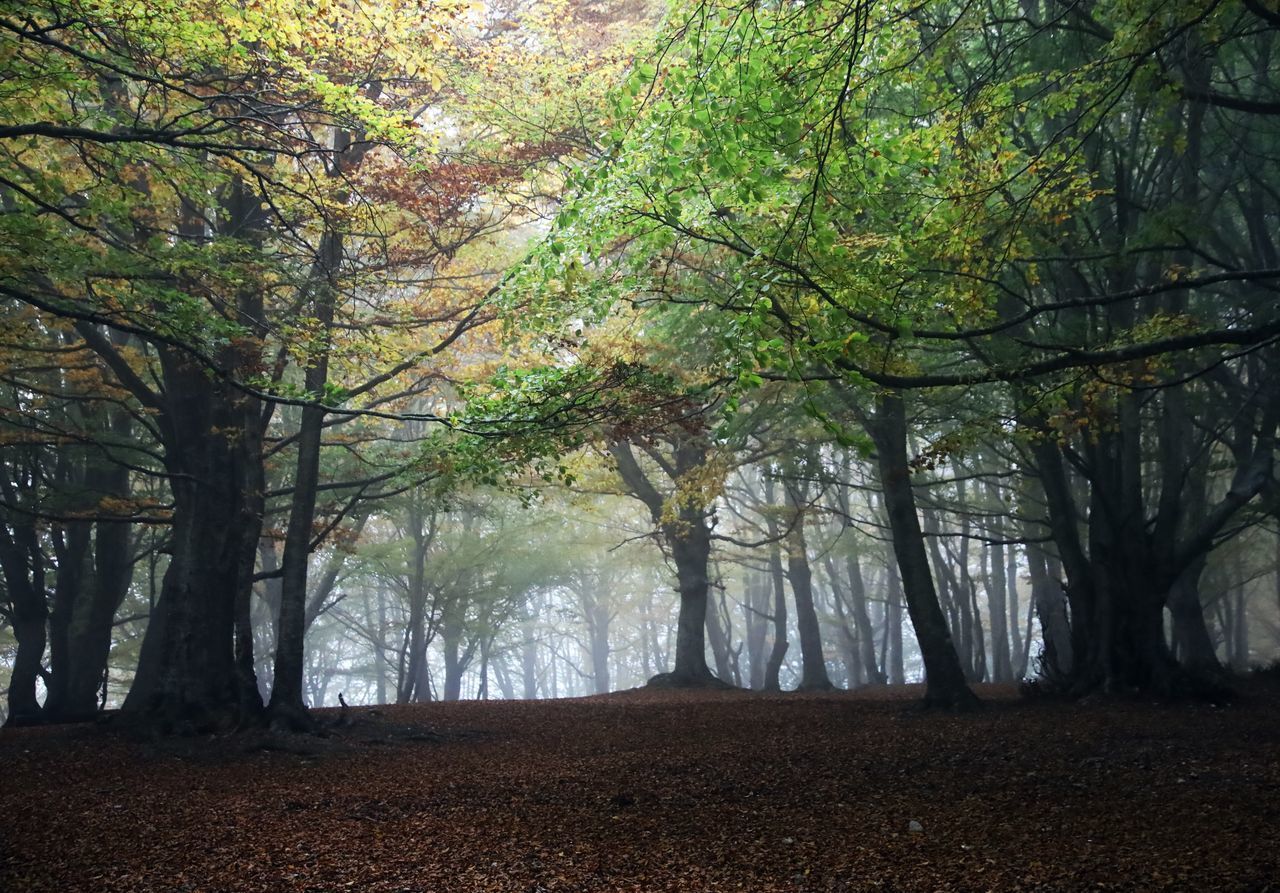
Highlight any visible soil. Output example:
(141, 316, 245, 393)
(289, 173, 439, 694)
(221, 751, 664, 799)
(2, 682, 1279, 892)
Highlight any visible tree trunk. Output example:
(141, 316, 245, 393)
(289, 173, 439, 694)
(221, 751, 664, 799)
(121, 349, 264, 730)
(586, 599, 612, 695)
(610, 438, 721, 687)
(521, 610, 539, 699)
(845, 549, 884, 685)
(744, 571, 769, 690)
(784, 484, 833, 690)
(885, 554, 905, 685)
(867, 391, 978, 709)
(0, 518, 47, 725)
(704, 590, 733, 683)
(48, 515, 133, 719)
(269, 218, 341, 727)
(442, 621, 467, 701)
(1026, 540, 1072, 679)
(1006, 541, 1024, 674)
(985, 487, 1013, 683)
(1167, 556, 1222, 674)
(763, 526, 789, 691)
(664, 520, 716, 684)
(985, 536, 1012, 683)
(45, 522, 91, 718)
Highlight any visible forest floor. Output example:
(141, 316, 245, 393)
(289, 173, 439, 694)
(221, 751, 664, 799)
(3, 682, 1280, 893)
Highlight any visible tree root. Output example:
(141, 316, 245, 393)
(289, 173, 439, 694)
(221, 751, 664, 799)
(645, 670, 737, 690)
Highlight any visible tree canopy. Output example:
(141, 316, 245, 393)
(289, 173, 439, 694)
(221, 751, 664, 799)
(2, 0, 1279, 728)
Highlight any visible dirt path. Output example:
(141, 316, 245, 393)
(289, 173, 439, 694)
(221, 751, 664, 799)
(3, 684, 1278, 891)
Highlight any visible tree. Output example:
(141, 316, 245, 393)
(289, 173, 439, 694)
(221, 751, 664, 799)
(609, 430, 724, 686)
(529, 0, 1280, 699)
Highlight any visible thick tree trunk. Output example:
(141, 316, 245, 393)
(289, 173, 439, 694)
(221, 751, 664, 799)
(123, 475, 255, 726)
(121, 351, 264, 730)
(867, 391, 978, 710)
(663, 521, 717, 684)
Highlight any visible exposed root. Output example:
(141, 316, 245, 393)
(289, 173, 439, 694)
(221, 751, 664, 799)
(645, 670, 737, 690)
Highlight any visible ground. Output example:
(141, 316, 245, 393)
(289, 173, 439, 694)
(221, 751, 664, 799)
(2, 684, 1279, 892)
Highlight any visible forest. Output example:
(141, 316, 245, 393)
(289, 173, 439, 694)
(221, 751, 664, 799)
(2, 0, 1280, 888)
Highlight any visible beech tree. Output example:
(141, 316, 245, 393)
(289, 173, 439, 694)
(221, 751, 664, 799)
(525, 0, 1280, 701)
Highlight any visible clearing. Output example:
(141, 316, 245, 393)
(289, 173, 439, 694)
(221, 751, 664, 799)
(2, 684, 1279, 892)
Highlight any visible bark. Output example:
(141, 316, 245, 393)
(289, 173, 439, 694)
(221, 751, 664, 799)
(744, 571, 769, 690)
(581, 590, 612, 695)
(1006, 541, 1024, 674)
(885, 552, 905, 685)
(1230, 586, 1249, 669)
(784, 482, 833, 690)
(824, 551, 883, 687)
(397, 505, 434, 704)
(117, 179, 269, 729)
(269, 226, 342, 725)
(762, 477, 789, 691)
(0, 517, 47, 725)
(521, 609, 538, 699)
(667, 518, 716, 684)
(121, 411, 263, 726)
(1030, 377, 1275, 695)
(48, 515, 133, 719)
(763, 548, 790, 690)
(984, 535, 1013, 683)
(985, 484, 1014, 683)
(1167, 556, 1221, 674)
(705, 591, 733, 684)
(442, 624, 464, 701)
(866, 391, 978, 709)
(440, 605, 478, 701)
(923, 508, 977, 680)
(610, 438, 722, 687)
(830, 588, 861, 688)
(1026, 539, 1073, 679)
(492, 651, 516, 700)
(45, 521, 91, 718)
(269, 115, 379, 725)
(845, 548, 885, 685)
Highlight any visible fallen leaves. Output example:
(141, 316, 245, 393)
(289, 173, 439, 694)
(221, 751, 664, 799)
(2, 683, 1279, 891)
